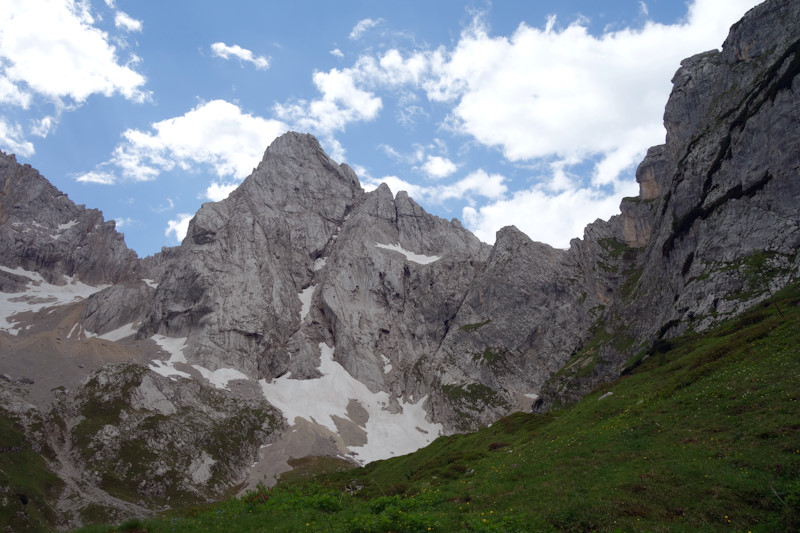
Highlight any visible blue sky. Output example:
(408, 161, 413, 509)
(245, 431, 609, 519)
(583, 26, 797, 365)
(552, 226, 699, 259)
(0, 0, 761, 257)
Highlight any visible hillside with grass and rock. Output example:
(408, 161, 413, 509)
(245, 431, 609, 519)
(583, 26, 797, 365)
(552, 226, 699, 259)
(1, 0, 799, 530)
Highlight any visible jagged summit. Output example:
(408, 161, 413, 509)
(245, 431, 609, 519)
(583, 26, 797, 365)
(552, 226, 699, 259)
(242, 131, 362, 201)
(0, 151, 141, 286)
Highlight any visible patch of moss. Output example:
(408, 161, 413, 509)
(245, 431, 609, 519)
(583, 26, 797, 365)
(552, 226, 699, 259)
(471, 347, 506, 366)
(599, 238, 639, 261)
(458, 319, 491, 332)
(618, 266, 643, 301)
(441, 383, 508, 411)
(0, 411, 63, 532)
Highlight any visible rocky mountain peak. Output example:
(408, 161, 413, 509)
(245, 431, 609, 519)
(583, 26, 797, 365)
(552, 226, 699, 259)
(244, 131, 361, 199)
(0, 151, 140, 286)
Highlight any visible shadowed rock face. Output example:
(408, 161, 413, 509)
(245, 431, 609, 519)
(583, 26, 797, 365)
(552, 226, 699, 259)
(1, 0, 799, 527)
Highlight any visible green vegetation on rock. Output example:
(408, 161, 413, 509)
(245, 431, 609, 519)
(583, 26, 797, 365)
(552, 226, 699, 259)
(0, 411, 63, 532)
(459, 319, 491, 332)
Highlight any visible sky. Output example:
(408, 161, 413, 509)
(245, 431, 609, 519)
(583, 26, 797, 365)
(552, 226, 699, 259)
(0, 0, 762, 257)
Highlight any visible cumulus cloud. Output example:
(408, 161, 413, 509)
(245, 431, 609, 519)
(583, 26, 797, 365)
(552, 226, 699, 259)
(0, 118, 34, 157)
(429, 1, 756, 169)
(30, 116, 55, 138)
(0, 0, 148, 154)
(330, 48, 344, 58)
(349, 18, 382, 40)
(0, 0, 148, 104)
(76, 170, 116, 185)
(113, 216, 135, 228)
(274, 68, 382, 135)
(211, 42, 270, 70)
(77, 100, 287, 184)
(165, 213, 193, 242)
(0, 76, 32, 108)
(339, 0, 757, 164)
(205, 181, 238, 202)
(115, 11, 142, 32)
(421, 155, 457, 179)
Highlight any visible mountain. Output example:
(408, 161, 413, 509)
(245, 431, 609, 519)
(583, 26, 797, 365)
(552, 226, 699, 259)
(1, 0, 798, 529)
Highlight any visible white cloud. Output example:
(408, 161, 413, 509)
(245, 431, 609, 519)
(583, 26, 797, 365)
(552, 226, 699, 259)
(205, 181, 238, 202)
(0, 76, 32, 108)
(421, 155, 457, 179)
(330, 48, 344, 58)
(76, 170, 116, 184)
(349, 18, 382, 40)
(462, 179, 638, 248)
(431, 0, 759, 168)
(114, 216, 135, 228)
(210, 42, 270, 70)
(318, 0, 757, 191)
(0, 119, 34, 156)
(165, 213, 193, 243)
(30, 116, 56, 138)
(639, 1, 649, 17)
(274, 68, 382, 135)
(115, 11, 142, 32)
(437, 170, 506, 202)
(0, 0, 148, 104)
(84, 100, 287, 183)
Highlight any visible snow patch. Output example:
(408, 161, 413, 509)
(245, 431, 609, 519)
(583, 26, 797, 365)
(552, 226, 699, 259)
(260, 343, 442, 465)
(298, 285, 316, 322)
(96, 322, 139, 341)
(523, 393, 539, 400)
(313, 258, 327, 271)
(67, 323, 81, 339)
(375, 243, 440, 265)
(191, 365, 249, 390)
(142, 279, 158, 289)
(380, 354, 392, 374)
(57, 220, 79, 232)
(149, 335, 191, 379)
(0, 266, 108, 335)
(51, 220, 79, 240)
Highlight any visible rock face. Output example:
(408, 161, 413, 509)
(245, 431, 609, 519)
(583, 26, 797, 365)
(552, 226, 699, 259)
(0, 0, 798, 529)
(0, 153, 141, 286)
(140, 133, 364, 379)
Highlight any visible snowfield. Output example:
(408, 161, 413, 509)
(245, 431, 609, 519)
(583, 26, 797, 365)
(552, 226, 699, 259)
(260, 342, 442, 465)
(375, 243, 440, 265)
(0, 266, 108, 335)
(148, 335, 192, 379)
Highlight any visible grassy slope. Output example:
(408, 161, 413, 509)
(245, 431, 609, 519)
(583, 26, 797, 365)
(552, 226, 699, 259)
(77, 284, 800, 532)
(0, 410, 63, 532)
